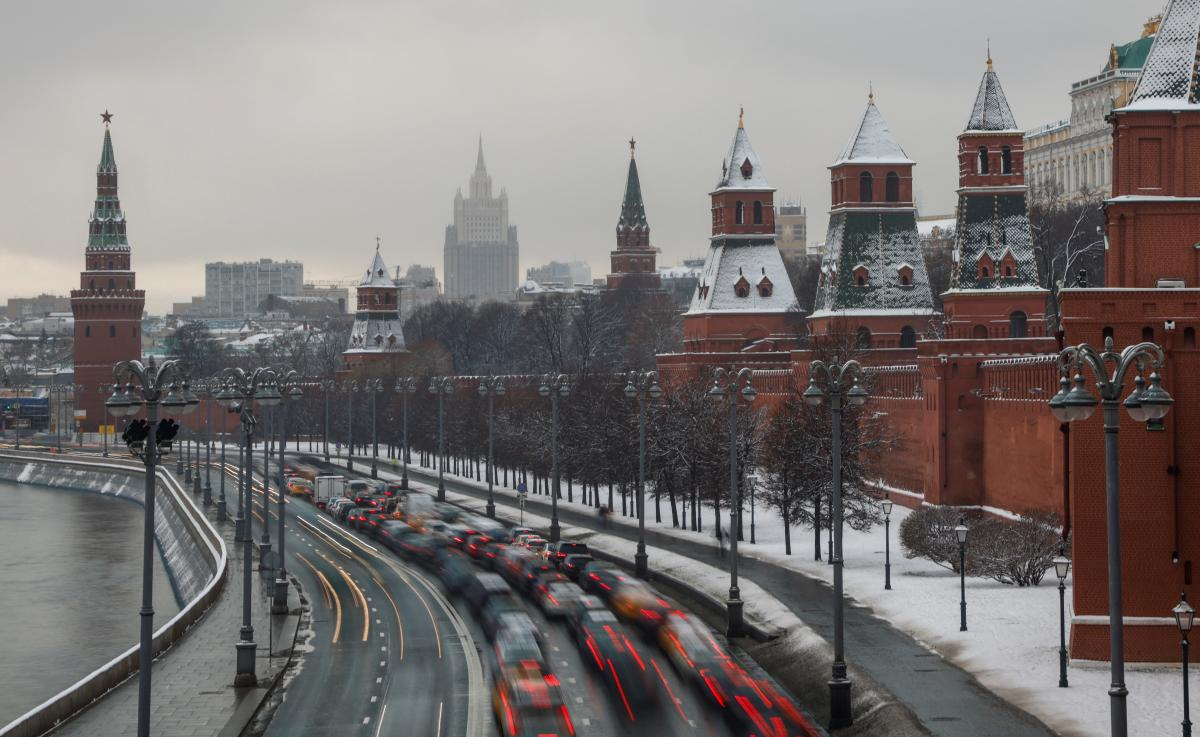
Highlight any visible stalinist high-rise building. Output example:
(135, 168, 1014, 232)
(444, 139, 519, 300)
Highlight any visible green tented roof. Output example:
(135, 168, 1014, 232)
(1115, 35, 1154, 70)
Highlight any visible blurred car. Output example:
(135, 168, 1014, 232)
(506, 527, 535, 544)
(517, 559, 560, 594)
(564, 594, 608, 630)
(572, 609, 660, 722)
(493, 625, 549, 679)
(436, 547, 476, 595)
(493, 611, 545, 651)
(513, 533, 539, 548)
(376, 520, 412, 552)
(610, 580, 674, 633)
(465, 573, 514, 613)
(536, 581, 586, 618)
(285, 476, 313, 499)
(496, 547, 536, 586)
(465, 534, 494, 561)
(434, 503, 464, 522)
(383, 481, 404, 497)
(477, 540, 507, 570)
(492, 673, 575, 737)
(329, 498, 355, 520)
(579, 564, 632, 600)
(343, 506, 370, 530)
(560, 554, 594, 581)
(396, 533, 442, 566)
(482, 595, 529, 640)
(658, 611, 730, 682)
(546, 541, 589, 567)
(525, 538, 549, 557)
(363, 508, 393, 536)
(697, 658, 820, 737)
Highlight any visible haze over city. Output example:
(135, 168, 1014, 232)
(0, 0, 1151, 313)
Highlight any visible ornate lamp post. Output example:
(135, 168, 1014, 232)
(1176, 593, 1195, 737)
(105, 356, 190, 737)
(395, 377, 417, 489)
(708, 367, 757, 638)
(623, 369, 662, 579)
(478, 376, 506, 518)
(955, 518, 969, 631)
(272, 371, 302, 614)
(257, 379, 283, 570)
(364, 378, 383, 478)
(881, 496, 894, 590)
(802, 359, 868, 730)
(538, 373, 571, 543)
(214, 377, 233, 522)
(321, 379, 334, 463)
(746, 472, 759, 545)
(198, 380, 214, 506)
(1047, 337, 1172, 737)
(429, 376, 455, 501)
(215, 366, 280, 687)
(343, 380, 358, 472)
(1054, 548, 1070, 688)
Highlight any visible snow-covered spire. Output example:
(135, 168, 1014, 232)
(1125, 0, 1200, 110)
(715, 109, 770, 191)
(966, 57, 1019, 131)
(359, 244, 394, 287)
(832, 96, 914, 166)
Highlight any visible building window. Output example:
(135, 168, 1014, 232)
(885, 171, 900, 202)
(735, 201, 745, 225)
(1142, 326, 1155, 342)
(855, 326, 872, 349)
(1001, 146, 1012, 174)
(85, 326, 90, 337)
(753, 200, 763, 225)
(1185, 327, 1196, 348)
(973, 324, 988, 339)
(859, 172, 873, 203)
(978, 146, 989, 174)
(1009, 311, 1028, 338)
(133, 326, 138, 337)
(1103, 326, 1114, 341)
(757, 277, 773, 298)
(108, 278, 115, 289)
(899, 326, 916, 348)
(734, 275, 750, 298)
(109, 325, 116, 338)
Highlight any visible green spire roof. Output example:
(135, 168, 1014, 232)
(97, 128, 117, 173)
(617, 155, 648, 231)
(87, 125, 129, 252)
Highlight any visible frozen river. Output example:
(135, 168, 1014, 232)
(0, 480, 179, 726)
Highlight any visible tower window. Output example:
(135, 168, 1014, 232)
(973, 324, 989, 339)
(1185, 327, 1196, 347)
(735, 201, 745, 225)
(859, 172, 873, 203)
(85, 326, 90, 337)
(109, 325, 116, 338)
(885, 171, 900, 202)
(734, 275, 750, 298)
(978, 146, 989, 174)
(899, 326, 916, 348)
(1001, 146, 1012, 174)
(1142, 326, 1155, 342)
(855, 326, 872, 349)
(753, 200, 763, 225)
(1009, 311, 1028, 338)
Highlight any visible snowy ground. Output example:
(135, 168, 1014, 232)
(292, 445, 1187, 737)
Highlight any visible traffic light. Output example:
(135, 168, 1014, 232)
(156, 418, 180, 452)
(122, 419, 150, 457)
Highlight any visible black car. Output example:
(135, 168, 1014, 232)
(436, 548, 476, 595)
(547, 541, 589, 568)
(579, 563, 630, 600)
(560, 554, 594, 581)
(376, 521, 412, 552)
(397, 533, 442, 566)
(482, 594, 529, 641)
(572, 609, 660, 720)
(465, 573, 513, 613)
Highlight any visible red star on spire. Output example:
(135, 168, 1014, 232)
(100, 110, 113, 125)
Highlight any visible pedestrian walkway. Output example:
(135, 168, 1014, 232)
(50, 472, 301, 737)
(322, 455, 1055, 737)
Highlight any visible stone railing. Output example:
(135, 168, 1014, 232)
(0, 452, 227, 737)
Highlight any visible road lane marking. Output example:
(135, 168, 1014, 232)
(371, 575, 407, 661)
(376, 677, 382, 683)
(336, 567, 370, 642)
(370, 695, 378, 703)
(295, 516, 352, 557)
(373, 704, 388, 737)
(380, 660, 386, 667)
(435, 701, 444, 737)
(297, 553, 341, 643)
(652, 659, 689, 722)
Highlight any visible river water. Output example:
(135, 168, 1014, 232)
(0, 480, 179, 726)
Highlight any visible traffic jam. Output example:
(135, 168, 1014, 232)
(304, 472, 823, 737)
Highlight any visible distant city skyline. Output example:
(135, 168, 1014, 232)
(0, 0, 1156, 312)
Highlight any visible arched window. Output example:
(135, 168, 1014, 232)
(885, 171, 900, 202)
(900, 273, 910, 286)
(859, 172, 873, 203)
(1009, 311, 1028, 338)
(1185, 327, 1196, 348)
(978, 146, 989, 174)
(1102, 326, 1114, 341)
(972, 324, 989, 339)
(108, 278, 115, 289)
(108, 325, 116, 338)
(856, 274, 866, 287)
(1001, 146, 1013, 174)
(735, 201, 745, 225)
(1142, 326, 1155, 342)
(899, 326, 916, 348)
(753, 200, 763, 225)
(855, 326, 872, 349)
(107, 259, 113, 270)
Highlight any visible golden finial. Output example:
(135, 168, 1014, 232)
(987, 39, 993, 71)
(738, 106, 744, 129)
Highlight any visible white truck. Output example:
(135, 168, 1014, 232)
(314, 475, 345, 509)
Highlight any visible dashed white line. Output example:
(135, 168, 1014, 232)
(567, 677, 577, 684)
(552, 645, 560, 652)
(435, 701, 444, 737)
(379, 660, 386, 667)
(376, 676, 383, 683)
(370, 695, 378, 703)
(381, 646, 387, 651)
(361, 716, 370, 725)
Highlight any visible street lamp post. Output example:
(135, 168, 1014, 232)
(105, 356, 190, 737)
(1176, 593, 1195, 737)
(1048, 337, 1173, 737)
(955, 518, 969, 631)
(539, 373, 571, 543)
(182, 383, 195, 484)
(881, 496, 894, 590)
(273, 371, 302, 614)
(624, 369, 662, 579)
(215, 366, 281, 687)
(201, 381, 214, 507)
(321, 379, 334, 463)
(99, 384, 111, 457)
(429, 376, 455, 502)
(478, 376, 506, 519)
(708, 367, 757, 639)
(365, 378, 383, 478)
(1054, 548, 1071, 688)
(395, 378, 417, 489)
(343, 380, 357, 472)
(216, 379, 231, 522)
(803, 359, 869, 730)
(746, 472, 759, 545)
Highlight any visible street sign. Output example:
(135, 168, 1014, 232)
(73, 409, 87, 420)
(13, 419, 30, 428)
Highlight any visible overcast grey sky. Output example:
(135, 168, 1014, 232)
(0, 0, 1156, 313)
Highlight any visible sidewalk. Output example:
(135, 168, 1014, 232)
(50, 471, 301, 737)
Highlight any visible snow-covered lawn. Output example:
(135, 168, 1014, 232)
(301, 446, 1187, 737)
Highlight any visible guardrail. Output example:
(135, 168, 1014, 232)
(0, 453, 228, 737)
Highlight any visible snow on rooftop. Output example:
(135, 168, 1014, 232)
(966, 66, 1019, 131)
(714, 122, 771, 191)
(686, 238, 799, 315)
(359, 249, 395, 288)
(832, 100, 914, 166)
(1124, 0, 1200, 111)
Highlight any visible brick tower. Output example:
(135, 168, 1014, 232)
(1060, 0, 1200, 662)
(342, 243, 408, 373)
(682, 110, 800, 353)
(71, 114, 145, 432)
(810, 93, 937, 349)
(606, 139, 661, 291)
(942, 54, 1049, 339)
